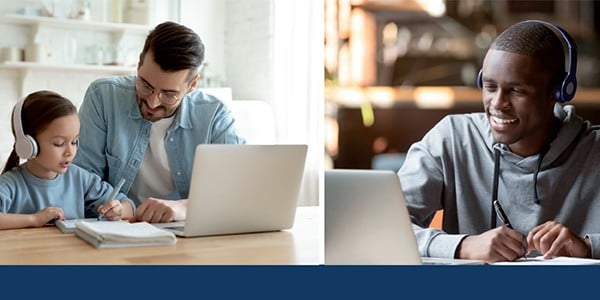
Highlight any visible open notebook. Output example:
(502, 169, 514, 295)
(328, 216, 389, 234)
(74, 220, 176, 248)
(492, 256, 600, 265)
(56, 218, 98, 233)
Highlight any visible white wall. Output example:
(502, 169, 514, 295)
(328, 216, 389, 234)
(180, 0, 273, 102)
(180, 0, 323, 206)
(180, 0, 227, 86)
(224, 0, 273, 102)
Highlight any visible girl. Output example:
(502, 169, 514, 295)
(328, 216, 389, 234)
(0, 90, 135, 230)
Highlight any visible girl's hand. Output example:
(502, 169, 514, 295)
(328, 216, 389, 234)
(97, 200, 123, 221)
(35, 207, 64, 227)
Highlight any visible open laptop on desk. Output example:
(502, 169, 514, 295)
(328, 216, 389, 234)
(157, 144, 307, 237)
(325, 169, 483, 265)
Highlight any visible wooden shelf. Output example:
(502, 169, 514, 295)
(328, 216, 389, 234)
(326, 86, 600, 108)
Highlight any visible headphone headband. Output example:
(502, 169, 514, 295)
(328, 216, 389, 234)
(13, 98, 26, 143)
(526, 20, 577, 102)
(13, 97, 38, 159)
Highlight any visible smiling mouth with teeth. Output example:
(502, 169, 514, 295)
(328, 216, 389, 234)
(491, 116, 517, 124)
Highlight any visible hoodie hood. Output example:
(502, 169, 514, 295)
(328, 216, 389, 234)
(488, 103, 585, 171)
(489, 103, 586, 225)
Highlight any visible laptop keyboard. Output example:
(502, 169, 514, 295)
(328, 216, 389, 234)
(165, 226, 185, 232)
(420, 257, 485, 265)
(421, 258, 454, 265)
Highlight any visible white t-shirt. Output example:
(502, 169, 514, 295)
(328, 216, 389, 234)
(129, 116, 175, 205)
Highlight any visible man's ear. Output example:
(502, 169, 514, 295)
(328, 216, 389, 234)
(188, 74, 200, 92)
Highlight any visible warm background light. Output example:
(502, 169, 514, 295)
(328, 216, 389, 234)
(413, 87, 455, 108)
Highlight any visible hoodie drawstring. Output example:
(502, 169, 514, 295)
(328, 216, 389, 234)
(533, 147, 549, 204)
(490, 148, 500, 229)
(491, 146, 547, 229)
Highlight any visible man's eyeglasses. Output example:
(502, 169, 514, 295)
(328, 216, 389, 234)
(135, 78, 181, 105)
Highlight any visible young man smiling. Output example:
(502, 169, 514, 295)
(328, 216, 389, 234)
(75, 22, 245, 223)
(399, 20, 600, 262)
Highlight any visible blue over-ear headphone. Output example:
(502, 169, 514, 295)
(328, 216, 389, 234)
(477, 20, 577, 103)
(13, 98, 39, 159)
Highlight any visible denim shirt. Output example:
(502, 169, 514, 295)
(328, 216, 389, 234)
(74, 75, 245, 204)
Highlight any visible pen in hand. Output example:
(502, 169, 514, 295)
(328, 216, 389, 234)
(494, 200, 528, 260)
(493, 200, 512, 229)
(98, 178, 126, 220)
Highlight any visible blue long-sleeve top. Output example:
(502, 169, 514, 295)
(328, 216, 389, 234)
(73, 75, 245, 205)
(0, 164, 134, 219)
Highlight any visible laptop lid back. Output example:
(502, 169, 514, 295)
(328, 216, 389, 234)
(183, 144, 307, 237)
(325, 169, 422, 265)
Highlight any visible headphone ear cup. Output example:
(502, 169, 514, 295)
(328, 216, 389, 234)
(556, 73, 577, 103)
(476, 69, 483, 88)
(15, 134, 38, 159)
(12, 97, 38, 160)
(554, 85, 564, 103)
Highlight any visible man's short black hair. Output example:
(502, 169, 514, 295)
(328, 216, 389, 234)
(491, 21, 565, 78)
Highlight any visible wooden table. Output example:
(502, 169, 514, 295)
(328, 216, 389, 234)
(0, 206, 320, 265)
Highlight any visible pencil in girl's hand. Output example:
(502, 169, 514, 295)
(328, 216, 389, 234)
(97, 178, 126, 220)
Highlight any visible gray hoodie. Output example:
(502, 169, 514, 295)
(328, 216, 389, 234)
(399, 104, 600, 258)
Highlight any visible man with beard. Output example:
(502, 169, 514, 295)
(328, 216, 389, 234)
(75, 22, 245, 223)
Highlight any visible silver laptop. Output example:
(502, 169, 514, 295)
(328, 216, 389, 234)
(325, 169, 483, 265)
(158, 144, 307, 237)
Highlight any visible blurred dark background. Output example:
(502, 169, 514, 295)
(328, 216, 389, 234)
(324, 0, 600, 170)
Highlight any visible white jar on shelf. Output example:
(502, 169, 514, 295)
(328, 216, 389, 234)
(72, 0, 91, 21)
(1, 47, 24, 63)
(25, 43, 49, 63)
(89, 0, 109, 22)
(85, 45, 104, 65)
(124, 0, 153, 25)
